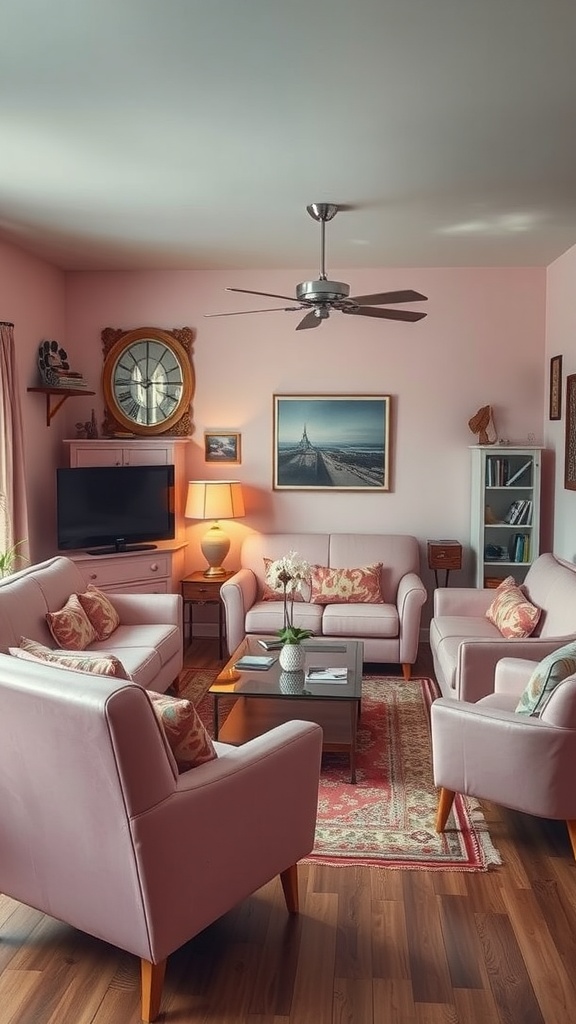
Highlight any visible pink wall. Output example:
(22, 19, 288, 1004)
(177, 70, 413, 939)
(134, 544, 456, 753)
(63, 265, 546, 610)
(0, 238, 67, 562)
(545, 243, 576, 562)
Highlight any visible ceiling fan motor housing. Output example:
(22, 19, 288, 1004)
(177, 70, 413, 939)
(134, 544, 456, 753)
(296, 279, 350, 303)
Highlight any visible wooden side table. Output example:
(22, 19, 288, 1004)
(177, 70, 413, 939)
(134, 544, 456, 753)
(427, 540, 462, 587)
(180, 570, 235, 659)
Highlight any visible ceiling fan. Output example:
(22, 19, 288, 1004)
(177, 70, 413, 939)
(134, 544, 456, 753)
(205, 203, 428, 331)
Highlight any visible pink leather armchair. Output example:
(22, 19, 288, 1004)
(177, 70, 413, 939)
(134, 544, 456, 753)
(0, 654, 322, 1021)
(431, 657, 576, 858)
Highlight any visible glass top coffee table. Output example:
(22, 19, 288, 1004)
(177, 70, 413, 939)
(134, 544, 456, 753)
(210, 636, 363, 782)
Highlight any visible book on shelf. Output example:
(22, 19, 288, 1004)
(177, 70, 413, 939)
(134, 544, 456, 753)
(234, 654, 277, 670)
(516, 500, 532, 525)
(504, 500, 522, 524)
(305, 666, 348, 682)
(505, 459, 533, 487)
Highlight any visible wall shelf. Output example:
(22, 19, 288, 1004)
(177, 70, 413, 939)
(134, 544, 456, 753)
(27, 386, 96, 426)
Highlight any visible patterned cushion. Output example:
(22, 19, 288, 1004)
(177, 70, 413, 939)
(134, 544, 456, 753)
(260, 556, 306, 602)
(515, 641, 576, 715)
(46, 593, 98, 649)
(485, 576, 541, 638)
(148, 692, 217, 772)
(77, 585, 120, 640)
(309, 563, 383, 606)
(9, 637, 129, 678)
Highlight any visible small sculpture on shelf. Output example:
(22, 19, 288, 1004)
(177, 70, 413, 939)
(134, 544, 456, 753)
(75, 409, 99, 440)
(37, 339, 90, 391)
(468, 405, 497, 445)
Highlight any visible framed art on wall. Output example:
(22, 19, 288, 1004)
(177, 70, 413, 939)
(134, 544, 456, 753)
(549, 354, 562, 421)
(204, 432, 241, 464)
(565, 374, 576, 490)
(273, 394, 391, 491)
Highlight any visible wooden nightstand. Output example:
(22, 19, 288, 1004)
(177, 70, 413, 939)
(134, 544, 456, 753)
(427, 540, 462, 587)
(180, 570, 235, 658)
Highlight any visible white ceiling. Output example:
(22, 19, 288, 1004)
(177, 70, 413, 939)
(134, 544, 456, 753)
(2, 0, 576, 272)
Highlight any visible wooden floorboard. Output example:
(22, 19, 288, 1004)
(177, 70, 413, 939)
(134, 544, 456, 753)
(1, 640, 576, 1023)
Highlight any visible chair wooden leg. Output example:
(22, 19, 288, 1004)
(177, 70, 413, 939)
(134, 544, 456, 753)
(280, 863, 299, 914)
(402, 663, 411, 680)
(141, 958, 166, 1023)
(435, 787, 456, 832)
(566, 821, 576, 860)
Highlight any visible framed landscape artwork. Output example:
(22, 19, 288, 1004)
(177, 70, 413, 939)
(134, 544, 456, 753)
(273, 394, 391, 491)
(204, 432, 241, 464)
(565, 374, 576, 490)
(549, 354, 562, 421)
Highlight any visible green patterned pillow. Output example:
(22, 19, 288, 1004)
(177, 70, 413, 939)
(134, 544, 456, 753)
(515, 641, 576, 715)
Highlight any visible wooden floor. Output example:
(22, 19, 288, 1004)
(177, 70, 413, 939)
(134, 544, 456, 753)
(1, 641, 576, 1023)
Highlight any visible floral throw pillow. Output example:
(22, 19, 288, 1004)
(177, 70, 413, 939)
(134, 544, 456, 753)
(260, 557, 306, 602)
(309, 563, 384, 605)
(148, 692, 217, 772)
(9, 637, 129, 678)
(77, 585, 120, 640)
(515, 641, 576, 715)
(46, 593, 98, 649)
(485, 576, 541, 639)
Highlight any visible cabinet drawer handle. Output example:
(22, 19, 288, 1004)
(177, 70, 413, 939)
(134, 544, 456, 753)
(150, 563, 159, 572)
(89, 573, 98, 580)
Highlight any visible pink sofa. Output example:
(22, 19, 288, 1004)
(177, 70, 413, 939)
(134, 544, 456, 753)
(431, 656, 576, 858)
(0, 555, 182, 692)
(0, 655, 322, 1020)
(430, 553, 576, 701)
(220, 533, 427, 677)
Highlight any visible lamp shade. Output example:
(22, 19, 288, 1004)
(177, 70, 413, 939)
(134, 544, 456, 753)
(185, 481, 245, 577)
(185, 481, 245, 521)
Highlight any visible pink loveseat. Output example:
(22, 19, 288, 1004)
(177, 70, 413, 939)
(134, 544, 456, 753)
(430, 553, 576, 701)
(220, 533, 427, 677)
(0, 555, 182, 692)
(0, 655, 322, 1020)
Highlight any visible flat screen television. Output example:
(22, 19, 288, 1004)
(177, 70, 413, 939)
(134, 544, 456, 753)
(57, 464, 175, 555)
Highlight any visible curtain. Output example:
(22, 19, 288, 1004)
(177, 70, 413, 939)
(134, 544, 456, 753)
(0, 322, 30, 566)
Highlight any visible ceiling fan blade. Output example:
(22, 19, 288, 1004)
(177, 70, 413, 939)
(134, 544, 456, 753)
(205, 307, 300, 318)
(348, 289, 428, 306)
(226, 286, 312, 304)
(342, 306, 427, 322)
(296, 310, 322, 331)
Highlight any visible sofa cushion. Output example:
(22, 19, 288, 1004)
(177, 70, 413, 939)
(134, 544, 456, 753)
(321, 602, 398, 639)
(309, 563, 383, 605)
(245, 601, 323, 637)
(148, 692, 217, 772)
(77, 585, 120, 640)
(91, 623, 181, 667)
(486, 577, 541, 638)
(9, 637, 129, 678)
(515, 641, 576, 715)
(46, 593, 98, 649)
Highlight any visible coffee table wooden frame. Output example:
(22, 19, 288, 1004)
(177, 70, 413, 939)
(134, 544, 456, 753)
(210, 636, 364, 782)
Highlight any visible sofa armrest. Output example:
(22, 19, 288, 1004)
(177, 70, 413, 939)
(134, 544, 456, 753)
(396, 572, 427, 662)
(220, 568, 258, 654)
(433, 587, 494, 617)
(494, 657, 538, 696)
(106, 592, 181, 626)
(456, 637, 572, 702)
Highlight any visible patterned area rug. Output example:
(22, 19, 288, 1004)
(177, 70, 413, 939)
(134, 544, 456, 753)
(177, 668, 502, 871)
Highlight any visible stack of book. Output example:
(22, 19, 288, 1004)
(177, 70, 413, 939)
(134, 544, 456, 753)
(504, 499, 532, 526)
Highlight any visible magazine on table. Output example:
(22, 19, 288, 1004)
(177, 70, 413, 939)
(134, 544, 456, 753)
(305, 666, 348, 683)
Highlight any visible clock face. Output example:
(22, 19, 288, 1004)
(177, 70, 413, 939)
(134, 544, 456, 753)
(102, 328, 194, 435)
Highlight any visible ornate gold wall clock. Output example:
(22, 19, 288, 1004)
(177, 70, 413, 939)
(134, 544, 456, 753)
(101, 326, 195, 436)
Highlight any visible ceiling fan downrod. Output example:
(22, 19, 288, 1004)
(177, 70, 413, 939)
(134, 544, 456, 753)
(306, 203, 338, 281)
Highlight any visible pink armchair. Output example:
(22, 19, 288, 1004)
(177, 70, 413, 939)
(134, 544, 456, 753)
(0, 654, 322, 1021)
(431, 657, 576, 857)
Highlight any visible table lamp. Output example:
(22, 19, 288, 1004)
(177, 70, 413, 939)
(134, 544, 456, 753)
(185, 480, 245, 577)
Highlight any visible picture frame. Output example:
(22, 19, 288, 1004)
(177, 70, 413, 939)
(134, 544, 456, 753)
(273, 394, 391, 491)
(204, 432, 241, 464)
(564, 374, 576, 490)
(549, 354, 562, 420)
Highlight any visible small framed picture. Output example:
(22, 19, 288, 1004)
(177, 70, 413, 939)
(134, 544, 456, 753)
(549, 354, 562, 421)
(204, 432, 241, 464)
(565, 374, 576, 490)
